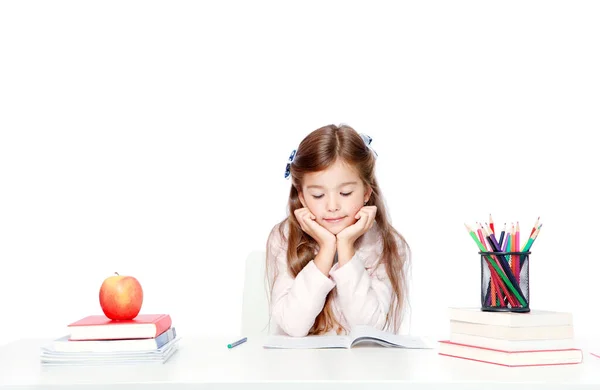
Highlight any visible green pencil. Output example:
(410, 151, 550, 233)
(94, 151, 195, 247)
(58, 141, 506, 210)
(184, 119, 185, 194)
(519, 223, 542, 269)
(522, 223, 543, 252)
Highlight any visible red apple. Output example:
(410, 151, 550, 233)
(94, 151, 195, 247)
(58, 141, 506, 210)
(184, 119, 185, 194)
(99, 272, 143, 320)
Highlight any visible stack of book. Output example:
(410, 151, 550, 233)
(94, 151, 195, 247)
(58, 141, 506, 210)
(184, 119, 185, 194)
(438, 307, 583, 367)
(40, 313, 179, 365)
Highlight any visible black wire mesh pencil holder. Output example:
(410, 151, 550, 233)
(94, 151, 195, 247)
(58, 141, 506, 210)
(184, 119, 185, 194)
(479, 251, 530, 313)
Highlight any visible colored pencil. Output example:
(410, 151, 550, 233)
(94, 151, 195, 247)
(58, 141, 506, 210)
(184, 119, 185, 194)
(510, 223, 516, 276)
(501, 231, 510, 252)
(498, 223, 506, 248)
(515, 222, 521, 285)
(491, 266, 504, 306)
(477, 223, 499, 305)
(477, 223, 495, 305)
(530, 216, 540, 237)
(520, 223, 543, 268)
(523, 223, 542, 251)
(476, 224, 488, 251)
(478, 225, 526, 306)
(483, 223, 502, 253)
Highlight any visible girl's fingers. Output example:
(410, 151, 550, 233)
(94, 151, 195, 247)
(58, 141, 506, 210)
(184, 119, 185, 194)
(297, 209, 319, 236)
(364, 206, 376, 229)
(367, 208, 376, 226)
(356, 210, 369, 229)
(295, 208, 308, 221)
(294, 209, 309, 231)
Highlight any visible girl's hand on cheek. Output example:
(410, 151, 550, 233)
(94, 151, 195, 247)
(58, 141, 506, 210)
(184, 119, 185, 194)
(336, 206, 377, 246)
(294, 207, 336, 249)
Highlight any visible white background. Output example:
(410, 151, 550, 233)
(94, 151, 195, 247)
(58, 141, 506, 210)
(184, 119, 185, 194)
(1, 1, 599, 346)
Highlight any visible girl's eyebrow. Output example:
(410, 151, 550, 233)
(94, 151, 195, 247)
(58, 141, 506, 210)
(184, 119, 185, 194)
(307, 181, 358, 190)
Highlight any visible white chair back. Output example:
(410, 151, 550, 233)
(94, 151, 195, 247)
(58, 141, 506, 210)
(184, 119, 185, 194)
(240, 250, 271, 336)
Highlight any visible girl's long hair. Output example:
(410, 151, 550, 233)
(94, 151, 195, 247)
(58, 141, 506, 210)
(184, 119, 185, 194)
(267, 124, 410, 335)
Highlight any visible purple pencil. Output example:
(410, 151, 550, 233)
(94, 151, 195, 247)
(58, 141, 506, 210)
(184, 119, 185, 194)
(484, 223, 502, 252)
(501, 231, 510, 252)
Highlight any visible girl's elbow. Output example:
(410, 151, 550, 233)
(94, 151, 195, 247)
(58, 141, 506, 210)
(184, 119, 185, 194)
(273, 306, 312, 337)
(281, 323, 310, 337)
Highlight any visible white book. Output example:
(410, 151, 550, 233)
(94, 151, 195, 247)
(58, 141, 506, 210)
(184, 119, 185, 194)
(449, 332, 575, 351)
(49, 327, 177, 353)
(450, 320, 574, 340)
(40, 338, 180, 365)
(448, 307, 573, 327)
(263, 325, 434, 349)
(40, 345, 179, 365)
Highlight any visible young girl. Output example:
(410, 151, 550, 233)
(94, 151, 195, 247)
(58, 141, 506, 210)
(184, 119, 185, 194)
(266, 124, 411, 337)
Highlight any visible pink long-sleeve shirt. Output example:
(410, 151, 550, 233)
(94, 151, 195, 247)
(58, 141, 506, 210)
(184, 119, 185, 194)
(266, 221, 409, 337)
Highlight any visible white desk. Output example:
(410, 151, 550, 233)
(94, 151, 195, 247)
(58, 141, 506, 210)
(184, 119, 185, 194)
(1, 337, 599, 390)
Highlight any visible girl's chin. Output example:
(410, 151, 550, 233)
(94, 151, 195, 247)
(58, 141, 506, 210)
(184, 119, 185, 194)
(323, 224, 348, 235)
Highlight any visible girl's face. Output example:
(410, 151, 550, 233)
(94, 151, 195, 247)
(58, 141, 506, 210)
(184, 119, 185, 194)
(298, 159, 371, 235)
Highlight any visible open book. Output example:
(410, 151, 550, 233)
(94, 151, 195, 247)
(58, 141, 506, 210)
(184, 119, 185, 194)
(263, 325, 434, 349)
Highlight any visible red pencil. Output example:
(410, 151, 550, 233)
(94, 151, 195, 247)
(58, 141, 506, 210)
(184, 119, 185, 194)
(529, 216, 540, 237)
(476, 223, 488, 251)
(489, 214, 495, 235)
(474, 223, 500, 305)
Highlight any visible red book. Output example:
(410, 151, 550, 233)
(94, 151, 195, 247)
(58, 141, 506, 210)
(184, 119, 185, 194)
(438, 340, 583, 367)
(67, 314, 172, 341)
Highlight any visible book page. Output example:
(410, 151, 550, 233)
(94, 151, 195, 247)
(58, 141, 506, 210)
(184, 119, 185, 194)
(263, 334, 352, 349)
(349, 325, 434, 349)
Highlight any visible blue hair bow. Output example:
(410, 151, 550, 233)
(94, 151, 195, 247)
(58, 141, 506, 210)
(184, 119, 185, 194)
(284, 149, 296, 179)
(360, 133, 378, 159)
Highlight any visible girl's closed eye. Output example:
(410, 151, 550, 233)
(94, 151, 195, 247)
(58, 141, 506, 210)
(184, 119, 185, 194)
(312, 194, 324, 199)
(341, 192, 353, 197)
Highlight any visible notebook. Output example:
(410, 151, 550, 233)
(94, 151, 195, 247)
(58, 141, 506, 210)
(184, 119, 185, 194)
(40, 338, 180, 366)
(52, 327, 177, 353)
(263, 325, 434, 349)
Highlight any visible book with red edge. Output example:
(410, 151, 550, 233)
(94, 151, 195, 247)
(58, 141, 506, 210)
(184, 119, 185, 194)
(67, 314, 172, 341)
(438, 340, 583, 367)
(448, 332, 576, 351)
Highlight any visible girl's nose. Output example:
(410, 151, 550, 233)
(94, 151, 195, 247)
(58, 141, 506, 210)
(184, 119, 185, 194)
(327, 199, 340, 212)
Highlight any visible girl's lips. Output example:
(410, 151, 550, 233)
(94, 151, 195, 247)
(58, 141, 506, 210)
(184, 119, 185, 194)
(323, 217, 346, 223)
